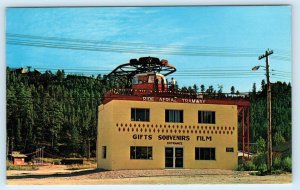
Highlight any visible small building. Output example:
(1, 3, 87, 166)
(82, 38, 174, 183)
(9, 151, 27, 165)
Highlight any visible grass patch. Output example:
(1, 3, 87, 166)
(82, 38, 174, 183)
(66, 162, 97, 170)
(6, 161, 38, 171)
(42, 158, 62, 165)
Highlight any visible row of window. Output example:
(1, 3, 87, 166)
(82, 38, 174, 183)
(101, 146, 234, 160)
(131, 108, 216, 124)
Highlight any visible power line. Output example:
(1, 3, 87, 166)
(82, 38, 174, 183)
(7, 33, 291, 59)
(6, 33, 291, 54)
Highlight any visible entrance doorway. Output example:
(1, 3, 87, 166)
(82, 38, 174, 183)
(165, 147, 183, 168)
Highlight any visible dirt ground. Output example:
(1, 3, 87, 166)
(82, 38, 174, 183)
(6, 164, 292, 185)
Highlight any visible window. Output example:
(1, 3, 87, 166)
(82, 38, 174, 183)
(195, 147, 216, 160)
(198, 111, 216, 124)
(131, 108, 150, 121)
(226, 147, 234, 152)
(102, 146, 107, 159)
(130, 146, 152, 159)
(165, 110, 183, 123)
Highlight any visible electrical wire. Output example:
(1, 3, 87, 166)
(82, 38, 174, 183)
(7, 33, 291, 59)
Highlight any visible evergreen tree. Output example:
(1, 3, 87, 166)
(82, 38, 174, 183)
(200, 84, 205, 93)
(230, 86, 235, 94)
(193, 84, 199, 93)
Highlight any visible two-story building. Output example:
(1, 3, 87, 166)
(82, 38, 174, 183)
(96, 57, 250, 170)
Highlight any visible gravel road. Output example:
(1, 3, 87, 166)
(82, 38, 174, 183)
(6, 165, 292, 185)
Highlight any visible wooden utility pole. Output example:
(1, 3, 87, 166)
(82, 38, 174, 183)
(258, 49, 273, 172)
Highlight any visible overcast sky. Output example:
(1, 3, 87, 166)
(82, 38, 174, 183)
(6, 6, 291, 92)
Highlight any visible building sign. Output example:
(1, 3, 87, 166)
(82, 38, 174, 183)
(142, 97, 206, 104)
(132, 134, 152, 140)
(196, 136, 212, 141)
(158, 135, 190, 141)
(167, 142, 183, 145)
(132, 134, 212, 142)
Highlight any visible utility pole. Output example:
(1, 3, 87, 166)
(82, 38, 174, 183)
(258, 49, 273, 172)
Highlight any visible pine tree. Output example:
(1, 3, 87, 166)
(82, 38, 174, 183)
(200, 84, 205, 93)
(230, 86, 235, 94)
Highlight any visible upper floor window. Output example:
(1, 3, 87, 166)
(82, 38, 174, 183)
(131, 108, 150, 122)
(165, 109, 183, 123)
(198, 111, 215, 124)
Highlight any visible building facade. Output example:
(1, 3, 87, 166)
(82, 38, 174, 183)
(97, 95, 250, 170)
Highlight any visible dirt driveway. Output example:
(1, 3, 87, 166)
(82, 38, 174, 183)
(6, 165, 292, 185)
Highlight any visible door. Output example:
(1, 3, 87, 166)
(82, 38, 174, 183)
(165, 147, 184, 168)
(175, 148, 184, 168)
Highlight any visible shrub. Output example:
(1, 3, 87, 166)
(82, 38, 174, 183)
(282, 157, 292, 172)
(256, 137, 266, 153)
(244, 160, 256, 171)
(274, 132, 285, 146)
(42, 158, 61, 165)
(66, 163, 96, 170)
(273, 157, 282, 170)
(253, 152, 267, 167)
(7, 162, 39, 171)
(53, 159, 61, 165)
(257, 163, 268, 175)
(236, 164, 244, 171)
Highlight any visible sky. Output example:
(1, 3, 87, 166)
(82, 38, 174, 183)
(6, 6, 291, 93)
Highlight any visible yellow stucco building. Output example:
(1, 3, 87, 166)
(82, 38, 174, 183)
(97, 96, 250, 170)
(96, 56, 250, 170)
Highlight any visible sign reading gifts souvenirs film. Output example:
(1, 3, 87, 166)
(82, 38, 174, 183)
(132, 134, 212, 142)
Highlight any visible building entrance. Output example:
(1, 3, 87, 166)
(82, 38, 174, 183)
(165, 147, 183, 168)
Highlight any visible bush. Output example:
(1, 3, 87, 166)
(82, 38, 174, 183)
(282, 157, 292, 172)
(257, 163, 268, 175)
(6, 161, 39, 171)
(236, 164, 244, 171)
(42, 158, 61, 165)
(273, 157, 282, 170)
(274, 132, 286, 146)
(244, 160, 256, 171)
(253, 152, 267, 167)
(53, 159, 61, 165)
(66, 163, 96, 170)
(256, 137, 266, 153)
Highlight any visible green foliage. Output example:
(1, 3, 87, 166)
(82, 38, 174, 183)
(250, 81, 291, 155)
(236, 164, 244, 171)
(42, 158, 61, 165)
(273, 156, 282, 170)
(230, 86, 235, 94)
(6, 161, 38, 171)
(6, 68, 105, 157)
(282, 157, 292, 172)
(252, 152, 267, 173)
(244, 160, 256, 171)
(66, 162, 97, 170)
(257, 163, 268, 175)
(200, 84, 205, 92)
(256, 136, 266, 153)
(274, 132, 286, 146)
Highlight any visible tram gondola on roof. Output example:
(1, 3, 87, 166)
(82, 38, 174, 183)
(106, 56, 176, 94)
